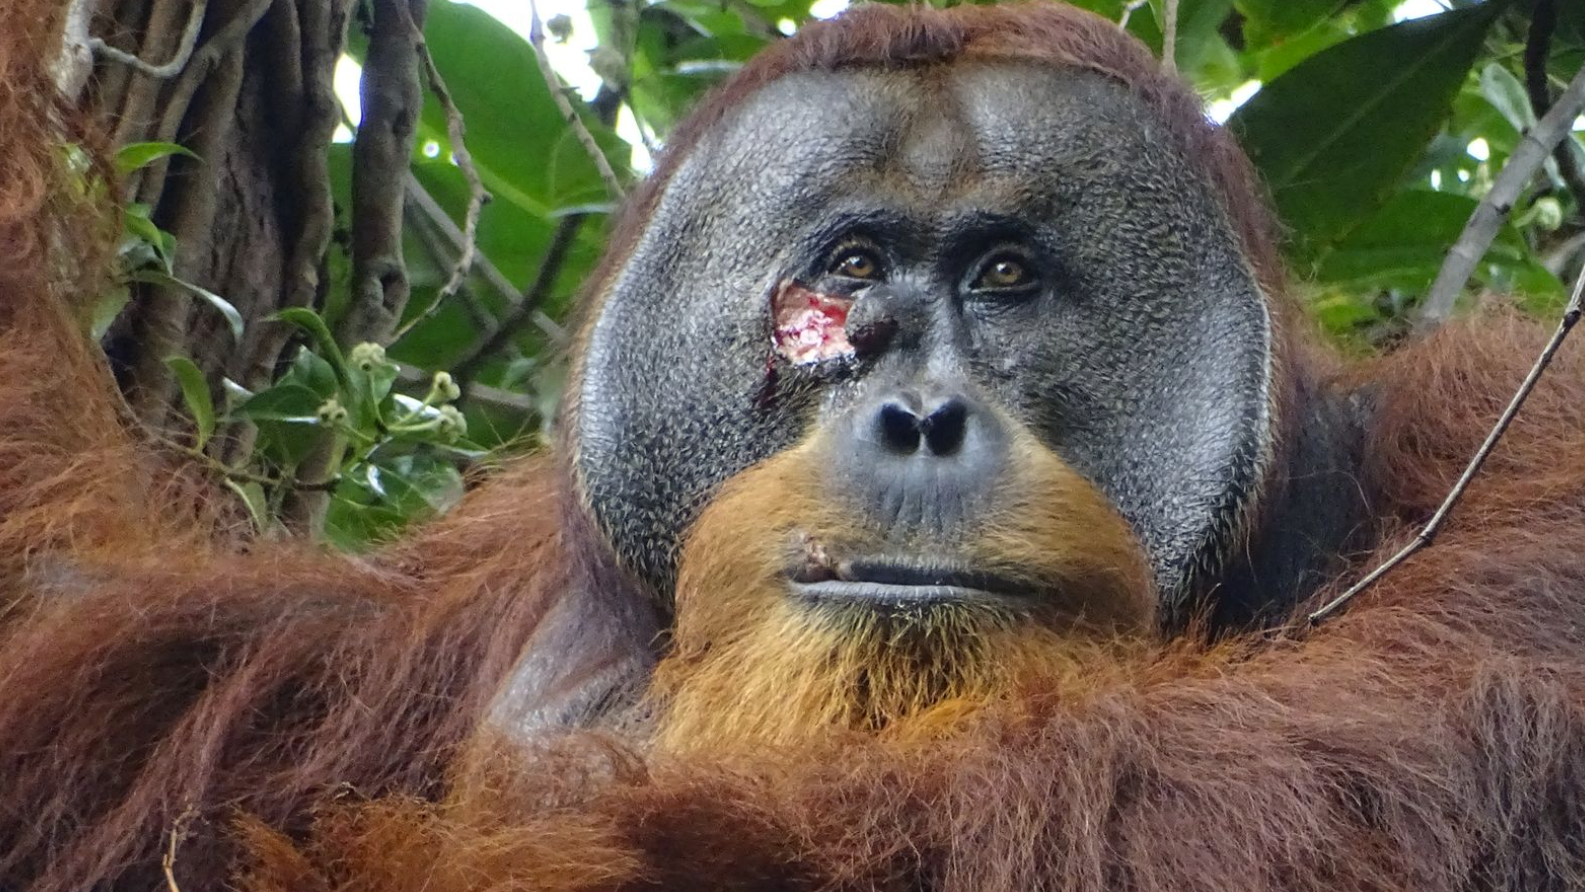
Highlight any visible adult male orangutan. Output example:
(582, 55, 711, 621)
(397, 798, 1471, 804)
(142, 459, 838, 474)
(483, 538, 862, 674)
(1, 2, 1584, 891)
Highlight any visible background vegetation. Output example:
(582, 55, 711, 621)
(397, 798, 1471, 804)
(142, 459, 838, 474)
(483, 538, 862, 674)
(72, 0, 1585, 546)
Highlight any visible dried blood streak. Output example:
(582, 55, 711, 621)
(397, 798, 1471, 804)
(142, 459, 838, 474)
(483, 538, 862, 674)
(772, 283, 855, 364)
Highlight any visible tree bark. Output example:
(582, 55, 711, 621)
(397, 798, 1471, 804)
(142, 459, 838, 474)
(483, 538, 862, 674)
(92, 0, 354, 433)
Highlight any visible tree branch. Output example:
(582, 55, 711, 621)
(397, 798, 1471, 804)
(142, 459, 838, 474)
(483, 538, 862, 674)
(335, 0, 428, 348)
(1417, 59, 1585, 327)
(403, 173, 567, 344)
(451, 213, 583, 392)
(132, 0, 277, 204)
(396, 364, 533, 415)
(54, 0, 97, 98)
(219, 0, 353, 466)
(127, 45, 246, 428)
(236, 0, 350, 391)
(288, 0, 428, 535)
(89, 0, 207, 79)
(528, 0, 623, 199)
(1523, 0, 1585, 221)
(110, 0, 206, 172)
(1118, 0, 1148, 28)
(391, 2, 492, 343)
(1311, 259, 1585, 625)
(403, 198, 501, 333)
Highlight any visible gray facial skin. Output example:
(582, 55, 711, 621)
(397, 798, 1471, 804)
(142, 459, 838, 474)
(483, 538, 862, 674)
(573, 61, 1274, 615)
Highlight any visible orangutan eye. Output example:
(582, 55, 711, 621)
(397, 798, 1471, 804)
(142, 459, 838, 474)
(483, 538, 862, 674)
(970, 254, 1038, 293)
(829, 249, 884, 281)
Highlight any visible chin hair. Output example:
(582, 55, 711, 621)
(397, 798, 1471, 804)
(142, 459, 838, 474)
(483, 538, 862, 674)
(647, 595, 1132, 752)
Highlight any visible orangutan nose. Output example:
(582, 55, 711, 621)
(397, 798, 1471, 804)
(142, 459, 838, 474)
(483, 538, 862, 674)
(835, 385, 1008, 533)
(876, 394, 969, 457)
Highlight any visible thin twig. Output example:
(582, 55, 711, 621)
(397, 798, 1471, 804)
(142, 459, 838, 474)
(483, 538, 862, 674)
(161, 809, 196, 892)
(1161, 0, 1179, 73)
(528, 0, 624, 199)
(1523, 0, 1585, 221)
(1418, 59, 1585, 327)
(403, 199, 500, 332)
(403, 173, 567, 343)
(727, 0, 785, 40)
(145, 425, 344, 493)
(1118, 0, 1148, 28)
(396, 364, 534, 414)
(452, 214, 583, 390)
(392, 4, 492, 343)
(90, 0, 208, 79)
(1310, 261, 1585, 625)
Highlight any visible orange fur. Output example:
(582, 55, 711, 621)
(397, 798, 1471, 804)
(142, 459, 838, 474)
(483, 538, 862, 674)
(653, 433, 1152, 751)
(235, 313, 1585, 892)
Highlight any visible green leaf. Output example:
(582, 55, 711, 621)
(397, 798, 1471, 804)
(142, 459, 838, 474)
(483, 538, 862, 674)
(225, 479, 271, 536)
(324, 497, 410, 552)
(1236, 0, 1340, 42)
(1497, 262, 1566, 311)
(90, 288, 130, 340)
(121, 204, 174, 271)
(130, 270, 246, 341)
(367, 459, 466, 517)
(392, 1, 630, 216)
(323, 471, 408, 551)
(280, 347, 341, 400)
(254, 419, 325, 468)
(231, 383, 325, 423)
(1317, 189, 1561, 300)
(1230, 4, 1502, 254)
(1317, 190, 1474, 282)
(165, 356, 216, 450)
(273, 307, 349, 382)
(1310, 291, 1382, 338)
(341, 359, 401, 434)
(355, 360, 401, 407)
(220, 377, 254, 412)
(114, 141, 198, 176)
(1250, 19, 1351, 82)
(1477, 62, 1535, 133)
(323, 455, 465, 551)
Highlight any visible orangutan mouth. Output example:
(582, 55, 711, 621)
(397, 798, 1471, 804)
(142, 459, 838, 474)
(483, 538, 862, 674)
(786, 552, 1027, 606)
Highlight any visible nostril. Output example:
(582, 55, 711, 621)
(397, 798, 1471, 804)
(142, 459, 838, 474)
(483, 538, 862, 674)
(877, 401, 922, 455)
(920, 398, 968, 456)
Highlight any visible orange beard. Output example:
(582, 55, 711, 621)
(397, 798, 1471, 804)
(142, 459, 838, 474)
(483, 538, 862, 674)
(647, 433, 1155, 753)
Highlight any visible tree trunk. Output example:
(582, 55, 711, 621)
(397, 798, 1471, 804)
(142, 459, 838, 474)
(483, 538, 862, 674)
(85, 0, 356, 439)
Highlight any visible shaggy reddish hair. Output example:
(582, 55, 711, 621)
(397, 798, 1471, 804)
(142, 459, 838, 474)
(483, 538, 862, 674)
(237, 314, 1585, 892)
(1, 2, 1584, 892)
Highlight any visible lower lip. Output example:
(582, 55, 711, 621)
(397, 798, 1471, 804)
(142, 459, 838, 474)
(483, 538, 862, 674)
(790, 580, 1011, 605)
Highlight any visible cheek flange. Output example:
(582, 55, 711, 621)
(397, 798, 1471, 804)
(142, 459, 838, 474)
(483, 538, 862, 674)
(772, 282, 855, 364)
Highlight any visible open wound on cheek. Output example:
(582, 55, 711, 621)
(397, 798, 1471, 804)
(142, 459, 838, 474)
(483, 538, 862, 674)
(772, 282, 855, 364)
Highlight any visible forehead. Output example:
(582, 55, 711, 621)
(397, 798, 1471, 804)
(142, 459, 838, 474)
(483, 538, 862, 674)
(679, 61, 1187, 216)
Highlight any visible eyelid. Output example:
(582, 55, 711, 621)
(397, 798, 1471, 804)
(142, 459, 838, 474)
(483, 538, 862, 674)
(823, 239, 887, 278)
(966, 246, 1040, 292)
